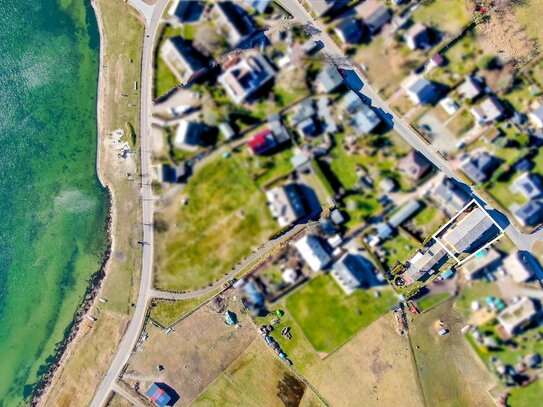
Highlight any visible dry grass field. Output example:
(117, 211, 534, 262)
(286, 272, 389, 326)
(125, 292, 257, 406)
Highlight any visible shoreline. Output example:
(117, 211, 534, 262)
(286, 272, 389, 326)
(31, 0, 118, 404)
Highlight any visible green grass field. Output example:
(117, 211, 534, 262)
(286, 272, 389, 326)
(412, 0, 472, 35)
(508, 377, 543, 406)
(149, 294, 214, 327)
(382, 233, 418, 268)
(154, 155, 276, 291)
(417, 292, 451, 312)
(454, 281, 501, 319)
(286, 274, 398, 353)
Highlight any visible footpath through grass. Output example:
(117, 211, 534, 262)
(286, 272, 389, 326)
(286, 274, 397, 353)
(154, 155, 276, 291)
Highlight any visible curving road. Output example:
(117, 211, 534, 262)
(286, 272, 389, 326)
(277, 0, 543, 251)
(91, 0, 169, 406)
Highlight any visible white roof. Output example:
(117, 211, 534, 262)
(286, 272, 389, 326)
(504, 251, 534, 283)
(295, 235, 331, 272)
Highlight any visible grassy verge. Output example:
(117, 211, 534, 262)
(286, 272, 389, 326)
(417, 292, 451, 312)
(286, 274, 397, 353)
(149, 294, 214, 327)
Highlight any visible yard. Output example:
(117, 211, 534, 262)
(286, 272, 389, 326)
(411, 0, 472, 36)
(286, 274, 398, 353)
(508, 377, 543, 406)
(154, 154, 277, 291)
(153, 24, 183, 98)
(446, 108, 475, 138)
(417, 292, 451, 312)
(454, 281, 501, 320)
(381, 232, 418, 268)
(409, 299, 496, 407)
(411, 203, 446, 237)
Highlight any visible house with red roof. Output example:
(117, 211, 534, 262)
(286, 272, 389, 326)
(248, 128, 277, 155)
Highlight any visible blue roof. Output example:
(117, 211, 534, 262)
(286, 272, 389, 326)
(146, 383, 171, 407)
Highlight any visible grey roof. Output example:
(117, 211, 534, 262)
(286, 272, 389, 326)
(511, 172, 543, 200)
(335, 16, 364, 43)
(498, 297, 538, 335)
(442, 208, 499, 253)
(433, 178, 471, 214)
(461, 152, 500, 183)
(269, 117, 290, 144)
(266, 183, 307, 227)
(292, 99, 316, 124)
(331, 253, 375, 294)
(532, 105, 543, 121)
(243, 0, 270, 13)
(309, 0, 348, 17)
(410, 241, 447, 273)
(342, 90, 364, 113)
(458, 75, 483, 99)
(352, 105, 381, 135)
(356, 0, 390, 33)
(406, 78, 435, 103)
(399, 150, 432, 180)
(316, 64, 343, 93)
(388, 200, 421, 228)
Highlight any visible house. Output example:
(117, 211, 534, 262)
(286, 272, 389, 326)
(168, 0, 203, 24)
(295, 235, 331, 272)
(266, 183, 307, 227)
(335, 16, 365, 44)
(510, 172, 543, 201)
(352, 105, 381, 135)
(529, 105, 543, 128)
(460, 151, 501, 183)
(356, 0, 390, 33)
(498, 297, 539, 336)
(243, 0, 270, 13)
(308, 0, 348, 18)
(504, 251, 536, 283)
(219, 122, 236, 140)
(248, 129, 277, 155)
(174, 120, 205, 149)
(398, 150, 432, 181)
(160, 37, 206, 84)
(442, 207, 500, 254)
(405, 23, 430, 50)
(470, 96, 505, 125)
(388, 200, 421, 228)
(156, 162, 189, 184)
(316, 64, 343, 93)
(212, 1, 256, 46)
(404, 76, 436, 105)
(146, 383, 172, 407)
(342, 90, 364, 113)
(404, 240, 448, 284)
(292, 99, 319, 136)
(427, 54, 445, 70)
(331, 253, 376, 295)
(458, 75, 483, 100)
(269, 114, 290, 144)
(461, 248, 502, 280)
(282, 268, 299, 284)
(439, 97, 460, 115)
(432, 178, 471, 215)
(514, 201, 543, 227)
(218, 52, 275, 104)
(317, 97, 337, 133)
(379, 178, 396, 193)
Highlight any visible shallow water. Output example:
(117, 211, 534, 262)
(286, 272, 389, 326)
(0, 0, 108, 404)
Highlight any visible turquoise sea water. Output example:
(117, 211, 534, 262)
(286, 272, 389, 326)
(0, 0, 108, 404)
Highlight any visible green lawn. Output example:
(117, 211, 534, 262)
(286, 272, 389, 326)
(154, 155, 277, 291)
(454, 281, 501, 319)
(514, 0, 543, 47)
(417, 292, 451, 312)
(155, 55, 180, 98)
(286, 274, 398, 353)
(487, 181, 527, 209)
(446, 108, 475, 138)
(412, 203, 445, 236)
(381, 233, 418, 268)
(411, 0, 472, 35)
(508, 377, 543, 407)
(149, 295, 214, 327)
(343, 194, 381, 228)
(244, 148, 294, 188)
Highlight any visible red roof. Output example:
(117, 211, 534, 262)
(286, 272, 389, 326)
(248, 129, 273, 154)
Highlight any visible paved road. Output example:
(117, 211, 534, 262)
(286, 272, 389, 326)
(150, 222, 310, 300)
(90, 1, 169, 406)
(277, 0, 543, 251)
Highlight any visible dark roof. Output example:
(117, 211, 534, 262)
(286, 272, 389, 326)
(461, 152, 501, 183)
(335, 16, 364, 43)
(515, 201, 543, 226)
(168, 37, 206, 72)
(215, 1, 255, 38)
(399, 151, 432, 180)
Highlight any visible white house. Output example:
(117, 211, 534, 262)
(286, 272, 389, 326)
(295, 235, 331, 272)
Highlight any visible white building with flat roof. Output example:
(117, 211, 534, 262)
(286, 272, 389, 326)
(295, 235, 331, 272)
